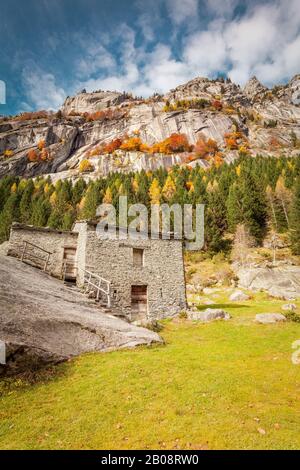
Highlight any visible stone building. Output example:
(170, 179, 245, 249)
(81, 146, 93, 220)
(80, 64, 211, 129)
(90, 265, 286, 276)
(8, 223, 78, 279)
(8, 221, 187, 321)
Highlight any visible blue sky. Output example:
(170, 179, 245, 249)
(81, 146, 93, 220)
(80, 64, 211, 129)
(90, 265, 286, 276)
(0, 0, 299, 115)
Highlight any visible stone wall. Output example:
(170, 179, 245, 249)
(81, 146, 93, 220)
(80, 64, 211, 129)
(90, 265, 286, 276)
(74, 222, 187, 321)
(8, 223, 78, 278)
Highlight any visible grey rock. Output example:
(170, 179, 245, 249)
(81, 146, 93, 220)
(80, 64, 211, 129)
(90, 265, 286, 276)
(243, 76, 268, 100)
(0, 255, 162, 376)
(203, 299, 215, 305)
(229, 290, 250, 302)
(281, 303, 297, 311)
(236, 266, 300, 299)
(255, 313, 287, 324)
(188, 308, 230, 322)
(61, 90, 129, 115)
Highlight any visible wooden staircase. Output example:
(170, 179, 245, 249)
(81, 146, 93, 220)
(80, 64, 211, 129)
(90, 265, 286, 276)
(15, 240, 116, 312)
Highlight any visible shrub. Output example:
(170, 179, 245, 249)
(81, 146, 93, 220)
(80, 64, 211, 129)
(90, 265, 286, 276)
(211, 99, 223, 110)
(27, 149, 39, 162)
(37, 140, 46, 151)
(120, 137, 143, 152)
(79, 159, 94, 173)
(194, 136, 218, 159)
(103, 138, 123, 154)
(284, 311, 300, 323)
(4, 150, 13, 158)
(14, 111, 48, 121)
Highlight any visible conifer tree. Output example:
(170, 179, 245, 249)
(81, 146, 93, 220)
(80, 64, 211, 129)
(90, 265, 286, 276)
(31, 198, 51, 227)
(162, 175, 176, 201)
(290, 177, 300, 255)
(149, 178, 161, 205)
(205, 182, 228, 252)
(19, 179, 35, 223)
(80, 183, 98, 219)
(0, 193, 20, 242)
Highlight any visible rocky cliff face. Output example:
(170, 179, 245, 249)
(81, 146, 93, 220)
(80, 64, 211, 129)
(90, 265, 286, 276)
(0, 255, 162, 375)
(0, 75, 299, 181)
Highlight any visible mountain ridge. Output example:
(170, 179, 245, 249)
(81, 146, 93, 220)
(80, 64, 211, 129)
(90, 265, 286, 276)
(0, 74, 299, 181)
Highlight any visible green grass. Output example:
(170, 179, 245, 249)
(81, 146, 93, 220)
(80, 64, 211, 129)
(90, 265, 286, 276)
(1, 292, 300, 450)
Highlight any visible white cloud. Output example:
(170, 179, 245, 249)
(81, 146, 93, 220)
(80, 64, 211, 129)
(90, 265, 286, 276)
(166, 0, 198, 25)
(183, 27, 227, 74)
(76, 43, 116, 78)
(206, 0, 239, 17)
(21, 0, 300, 111)
(22, 63, 66, 110)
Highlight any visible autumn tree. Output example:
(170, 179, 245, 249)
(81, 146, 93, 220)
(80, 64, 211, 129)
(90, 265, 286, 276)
(27, 149, 39, 162)
(194, 135, 218, 159)
(120, 137, 143, 152)
(149, 178, 161, 205)
(162, 175, 176, 201)
(79, 159, 94, 173)
(275, 175, 291, 228)
(231, 223, 256, 266)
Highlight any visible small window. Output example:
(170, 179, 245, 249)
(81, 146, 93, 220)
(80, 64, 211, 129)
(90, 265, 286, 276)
(133, 248, 144, 267)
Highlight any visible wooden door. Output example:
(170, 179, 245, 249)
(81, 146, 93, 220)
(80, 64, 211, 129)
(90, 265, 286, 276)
(63, 247, 77, 280)
(131, 285, 148, 318)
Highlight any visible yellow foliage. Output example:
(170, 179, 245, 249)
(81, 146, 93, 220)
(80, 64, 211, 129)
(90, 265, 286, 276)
(186, 181, 194, 192)
(78, 196, 86, 211)
(50, 191, 57, 206)
(162, 175, 176, 200)
(149, 178, 161, 205)
(131, 178, 139, 194)
(103, 187, 113, 204)
(11, 183, 17, 193)
(79, 159, 94, 173)
(4, 149, 14, 158)
(120, 137, 143, 152)
(37, 140, 46, 151)
(44, 183, 51, 194)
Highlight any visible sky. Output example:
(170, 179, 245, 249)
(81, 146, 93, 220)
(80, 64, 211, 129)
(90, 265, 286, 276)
(0, 0, 299, 115)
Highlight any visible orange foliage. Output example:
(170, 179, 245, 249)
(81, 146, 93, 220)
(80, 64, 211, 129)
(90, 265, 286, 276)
(37, 139, 46, 151)
(224, 131, 243, 150)
(120, 137, 143, 152)
(194, 136, 219, 159)
(27, 149, 39, 162)
(213, 152, 224, 167)
(104, 138, 123, 153)
(40, 148, 50, 161)
(84, 108, 125, 122)
(15, 111, 48, 122)
(269, 136, 282, 148)
(211, 100, 223, 110)
(150, 133, 191, 154)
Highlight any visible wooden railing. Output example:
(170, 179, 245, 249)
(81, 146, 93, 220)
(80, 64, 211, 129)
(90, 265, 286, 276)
(78, 267, 112, 308)
(20, 240, 52, 272)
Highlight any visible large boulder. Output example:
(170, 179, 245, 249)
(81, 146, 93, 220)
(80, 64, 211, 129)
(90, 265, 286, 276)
(188, 308, 230, 322)
(229, 290, 250, 302)
(282, 304, 297, 311)
(236, 266, 300, 299)
(0, 256, 162, 376)
(255, 313, 287, 324)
